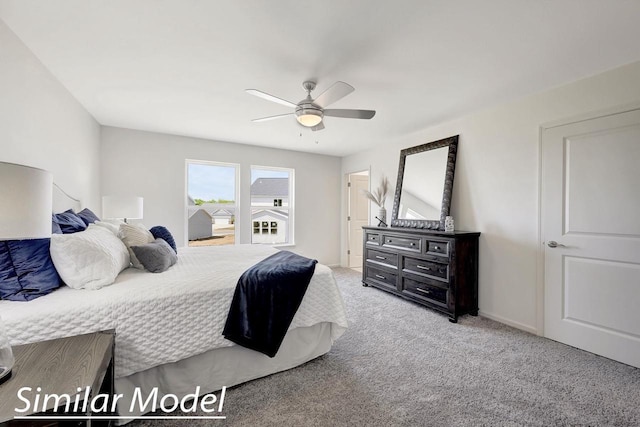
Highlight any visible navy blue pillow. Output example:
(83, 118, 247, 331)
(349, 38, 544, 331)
(52, 215, 63, 234)
(149, 226, 177, 254)
(77, 208, 100, 226)
(0, 239, 61, 301)
(52, 209, 87, 234)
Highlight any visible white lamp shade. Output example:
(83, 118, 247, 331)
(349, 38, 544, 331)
(102, 196, 143, 220)
(0, 162, 53, 240)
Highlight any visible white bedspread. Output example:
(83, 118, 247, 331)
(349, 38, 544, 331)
(0, 245, 347, 378)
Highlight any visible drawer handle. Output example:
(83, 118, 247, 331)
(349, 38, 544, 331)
(375, 255, 386, 260)
(375, 274, 385, 280)
(387, 239, 392, 243)
(410, 242, 415, 246)
(416, 264, 431, 271)
(370, 237, 376, 240)
(415, 287, 431, 295)
(434, 245, 440, 250)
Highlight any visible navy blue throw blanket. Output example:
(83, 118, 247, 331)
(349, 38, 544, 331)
(222, 250, 317, 357)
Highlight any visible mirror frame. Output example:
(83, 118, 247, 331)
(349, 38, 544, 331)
(391, 135, 458, 230)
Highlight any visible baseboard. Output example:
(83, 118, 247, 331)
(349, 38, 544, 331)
(479, 310, 540, 336)
(326, 264, 342, 268)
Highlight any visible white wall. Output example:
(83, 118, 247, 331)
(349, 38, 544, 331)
(0, 20, 101, 209)
(100, 127, 342, 265)
(342, 60, 640, 334)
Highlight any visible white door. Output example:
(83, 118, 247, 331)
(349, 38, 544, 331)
(542, 108, 640, 368)
(348, 174, 369, 268)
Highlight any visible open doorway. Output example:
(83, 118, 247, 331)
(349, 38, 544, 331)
(346, 170, 369, 269)
(186, 160, 239, 247)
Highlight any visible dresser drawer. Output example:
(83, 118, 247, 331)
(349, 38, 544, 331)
(426, 239, 449, 256)
(365, 265, 397, 290)
(382, 235, 421, 252)
(365, 232, 381, 245)
(403, 256, 449, 282)
(403, 277, 448, 306)
(366, 248, 398, 268)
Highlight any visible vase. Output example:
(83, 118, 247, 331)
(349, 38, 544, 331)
(0, 316, 14, 385)
(378, 207, 387, 227)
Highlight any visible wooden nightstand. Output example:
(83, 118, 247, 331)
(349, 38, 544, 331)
(0, 330, 115, 426)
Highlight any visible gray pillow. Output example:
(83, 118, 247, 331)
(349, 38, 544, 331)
(131, 238, 177, 273)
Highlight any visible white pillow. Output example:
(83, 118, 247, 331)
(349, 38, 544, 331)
(50, 224, 131, 290)
(93, 220, 120, 235)
(118, 223, 154, 269)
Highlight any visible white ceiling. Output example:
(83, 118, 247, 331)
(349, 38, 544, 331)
(2, 0, 640, 157)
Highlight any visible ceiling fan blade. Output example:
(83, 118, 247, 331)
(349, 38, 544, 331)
(313, 81, 355, 108)
(251, 113, 294, 122)
(324, 109, 376, 119)
(246, 89, 297, 108)
(311, 122, 325, 132)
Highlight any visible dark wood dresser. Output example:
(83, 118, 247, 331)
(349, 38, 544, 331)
(362, 226, 479, 322)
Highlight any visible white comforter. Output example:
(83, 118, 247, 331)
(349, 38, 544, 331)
(0, 245, 348, 378)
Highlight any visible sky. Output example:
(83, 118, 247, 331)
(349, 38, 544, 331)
(188, 164, 289, 201)
(188, 163, 236, 201)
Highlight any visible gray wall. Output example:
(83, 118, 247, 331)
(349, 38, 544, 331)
(100, 127, 342, 265)
(0, 20, 101, 210)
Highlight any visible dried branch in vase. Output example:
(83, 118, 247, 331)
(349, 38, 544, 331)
(360, 175, 390, 208)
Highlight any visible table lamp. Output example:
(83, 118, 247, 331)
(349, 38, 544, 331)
(0, 161, 53, 384)
(102, 195, 143, 223)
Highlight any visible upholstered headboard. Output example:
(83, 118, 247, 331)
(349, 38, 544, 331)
(52, 183, 81, 213)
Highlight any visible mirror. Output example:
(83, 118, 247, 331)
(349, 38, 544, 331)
(391, 135, 458, 229)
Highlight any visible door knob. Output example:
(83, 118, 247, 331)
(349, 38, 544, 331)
(547, 241, 566, 248)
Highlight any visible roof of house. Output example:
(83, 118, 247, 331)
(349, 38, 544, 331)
(209, 208, 234, 217)
(250, 177, 288, 197)
(188, 208, 212, 220)
(251, 209, 288, 221)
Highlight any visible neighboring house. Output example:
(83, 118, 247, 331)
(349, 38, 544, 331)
(187, 196, 213, 240)
(188, 209, 212, 240)
(199, 205, 235, 225)
(250, 178, 289, 243)
(250, 178, 289, 207)
(251, 209, 288, 244)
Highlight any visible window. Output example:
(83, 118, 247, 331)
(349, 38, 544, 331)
(250, 166, 294, 245)
(186, 160, 239, 247)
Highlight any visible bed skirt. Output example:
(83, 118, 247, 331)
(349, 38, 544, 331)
(114, 322, 335, 424)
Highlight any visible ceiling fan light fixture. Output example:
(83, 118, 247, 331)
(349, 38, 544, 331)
(249, 81, 374, 131)
(295, 106, 323, 127)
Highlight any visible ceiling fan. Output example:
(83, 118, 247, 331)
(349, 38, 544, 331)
(246, 81, 376, 131)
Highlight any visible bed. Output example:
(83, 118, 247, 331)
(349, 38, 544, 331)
(0, 186, 348, 420)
